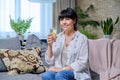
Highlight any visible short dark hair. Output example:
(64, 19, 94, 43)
(58, 8, 78, 31)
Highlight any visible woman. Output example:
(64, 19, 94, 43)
(42, 8, 91, 80)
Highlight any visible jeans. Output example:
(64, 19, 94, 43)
(42, 70, 76, 80)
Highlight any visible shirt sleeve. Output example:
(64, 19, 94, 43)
(44, 32, 63, 66)
(45, 50, 55, 66)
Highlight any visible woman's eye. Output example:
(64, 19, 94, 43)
(60, 18, 64, 21)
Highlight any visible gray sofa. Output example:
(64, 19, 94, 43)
(0, 34, 48, 80)
(0, 34, 100, 80)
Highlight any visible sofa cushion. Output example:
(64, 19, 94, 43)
(0, 37, 21, 72)
(25, 34, 42, 48)
(0, 47, 48, 75)
(0, 37, 21, 50)
(0, 72, 42, 80)
(25, 34, 48, 57)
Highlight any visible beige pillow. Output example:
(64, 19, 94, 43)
(0, 47, 48, 75)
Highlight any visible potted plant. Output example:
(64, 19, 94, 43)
(10, 17, 33, 40)
(80, 29, 97, 39)
(100, 16, 119, 38)
(75, 5, 100, 29)
(74, 5, 100, 39)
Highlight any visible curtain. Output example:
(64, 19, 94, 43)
(0, 0, 16, 38)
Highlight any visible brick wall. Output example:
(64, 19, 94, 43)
(76, 0, 120, 39)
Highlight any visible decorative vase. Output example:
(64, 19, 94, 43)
(18, 34, 24, 41)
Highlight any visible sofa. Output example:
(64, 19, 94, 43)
(0, 34, 48, 80)
(0, 34, 120, 80)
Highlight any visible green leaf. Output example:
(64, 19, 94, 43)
(86, 4, 94, 12)
(74, 5, 99, 29)
(10, 17, 33, 35)
(100, 17, 119, 35)
(80, 29, 97, 39)
(114, 16, 119, 25)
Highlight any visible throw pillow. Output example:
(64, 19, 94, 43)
(25, 34, 49, 67)
(25, 34, 42, 48)
(0, 37, 21, 72)
(0, 47, 48, 75)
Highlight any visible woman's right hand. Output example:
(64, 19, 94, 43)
(47, 33, 56, 46)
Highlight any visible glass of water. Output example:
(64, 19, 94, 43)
(49, 27, 57, 41)
(50, 27, 57, 34)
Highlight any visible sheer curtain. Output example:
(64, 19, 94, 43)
(0, 0, 55, 39)
(0, 0, 16, 38)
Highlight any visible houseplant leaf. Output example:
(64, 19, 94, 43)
(10, 17, 33, 35)
(100, 16, 119, 36)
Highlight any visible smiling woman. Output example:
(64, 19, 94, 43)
(0, 0, 54, 39)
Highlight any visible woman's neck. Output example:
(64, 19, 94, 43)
(64, 30, 76, 47)
(64, 29, 76, 37)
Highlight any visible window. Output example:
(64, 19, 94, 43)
(0, 0, 55, 39)
(0, 0, 16, 38)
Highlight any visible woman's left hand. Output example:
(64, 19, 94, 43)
(48, 66, 62, 72)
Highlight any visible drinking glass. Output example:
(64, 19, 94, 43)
(50, 27, 57, 34)
(49, 27, 57, 41)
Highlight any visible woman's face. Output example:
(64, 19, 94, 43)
(60, 18, 75, 32)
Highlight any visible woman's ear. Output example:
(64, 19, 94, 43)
(73, 19, 76, 24)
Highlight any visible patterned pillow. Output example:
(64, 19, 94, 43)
(0, 47, 48, 75)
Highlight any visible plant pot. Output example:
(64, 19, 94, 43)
(18, 35, 24, 41)
(103, 35, 111, 39)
